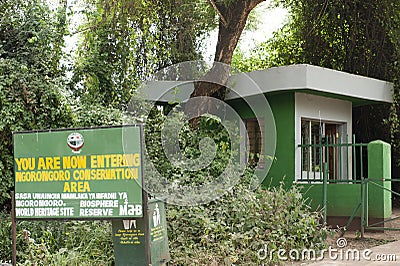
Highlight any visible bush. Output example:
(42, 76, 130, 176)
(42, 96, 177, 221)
(0, 214, 113, 265)
(167, 173, 327, 265)
(144, 109, 327, 264)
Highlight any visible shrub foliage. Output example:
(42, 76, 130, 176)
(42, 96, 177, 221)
(167, 176, 327, 265)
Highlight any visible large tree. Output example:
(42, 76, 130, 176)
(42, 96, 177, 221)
(73, 0, 266, 112)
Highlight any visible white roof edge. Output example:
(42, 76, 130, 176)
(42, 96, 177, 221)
(141, 64, 393, 104)
(226, 64, 308, 99)
(226, 64, 393, 103)
(304, 64, 393, 103)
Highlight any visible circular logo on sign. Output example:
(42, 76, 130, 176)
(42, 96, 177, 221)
(67, 132, 84, 153)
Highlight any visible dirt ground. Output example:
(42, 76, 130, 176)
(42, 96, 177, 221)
(286, 208, 400, 265)
(329, 208, 400, 250)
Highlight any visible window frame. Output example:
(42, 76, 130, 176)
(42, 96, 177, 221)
(300, 118, 348, 181)
(244, 118, 265, 169)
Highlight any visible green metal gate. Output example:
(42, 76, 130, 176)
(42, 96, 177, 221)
(299, 136, 397, 237)
(361, 178, 400, 236)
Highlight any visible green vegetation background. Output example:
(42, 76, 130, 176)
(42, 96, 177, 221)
(2, 0, 400, 264)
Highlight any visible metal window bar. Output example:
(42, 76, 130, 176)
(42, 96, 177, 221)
(298, 134, 368, 183)
(338, 135, 342, 179)
(324, 135, 329, 180)
(313, 135, 317, 181)
(353, 135, 357, 179)
(346, 134, 349, 181)
(319, 134, 323, 179)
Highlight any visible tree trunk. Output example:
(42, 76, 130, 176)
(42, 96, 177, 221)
(187, 0, 265, 121)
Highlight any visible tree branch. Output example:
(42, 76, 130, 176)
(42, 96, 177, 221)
(208, 0, 228, 27)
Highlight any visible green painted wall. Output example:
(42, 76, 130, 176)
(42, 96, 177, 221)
(264, 93, 296, 187)
(301, 184, 361, 217)
(227, 92, 296, 187)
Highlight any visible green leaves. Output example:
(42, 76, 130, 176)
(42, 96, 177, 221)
(0, 0, 74, 210)
(167, 179, 327, 265)
(145, 110, 326, 264)
(0, 216, 114, 265)
(71, 0, 215, 109)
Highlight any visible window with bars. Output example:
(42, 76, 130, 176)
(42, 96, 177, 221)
(245, 118, 264, 168)
(300, 119, 348, 180)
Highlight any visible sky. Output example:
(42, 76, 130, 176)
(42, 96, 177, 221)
(240, 2, 288, 50)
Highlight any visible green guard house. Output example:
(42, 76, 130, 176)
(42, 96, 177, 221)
(144, 64, 394, 230)
(227, 64, 393, 230)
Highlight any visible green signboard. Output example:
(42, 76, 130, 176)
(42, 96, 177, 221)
(112, 199, 170, 266)
(13, 126, 143, 219)
(149, 200, 170, 265)
(112, 217, 147, 266)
